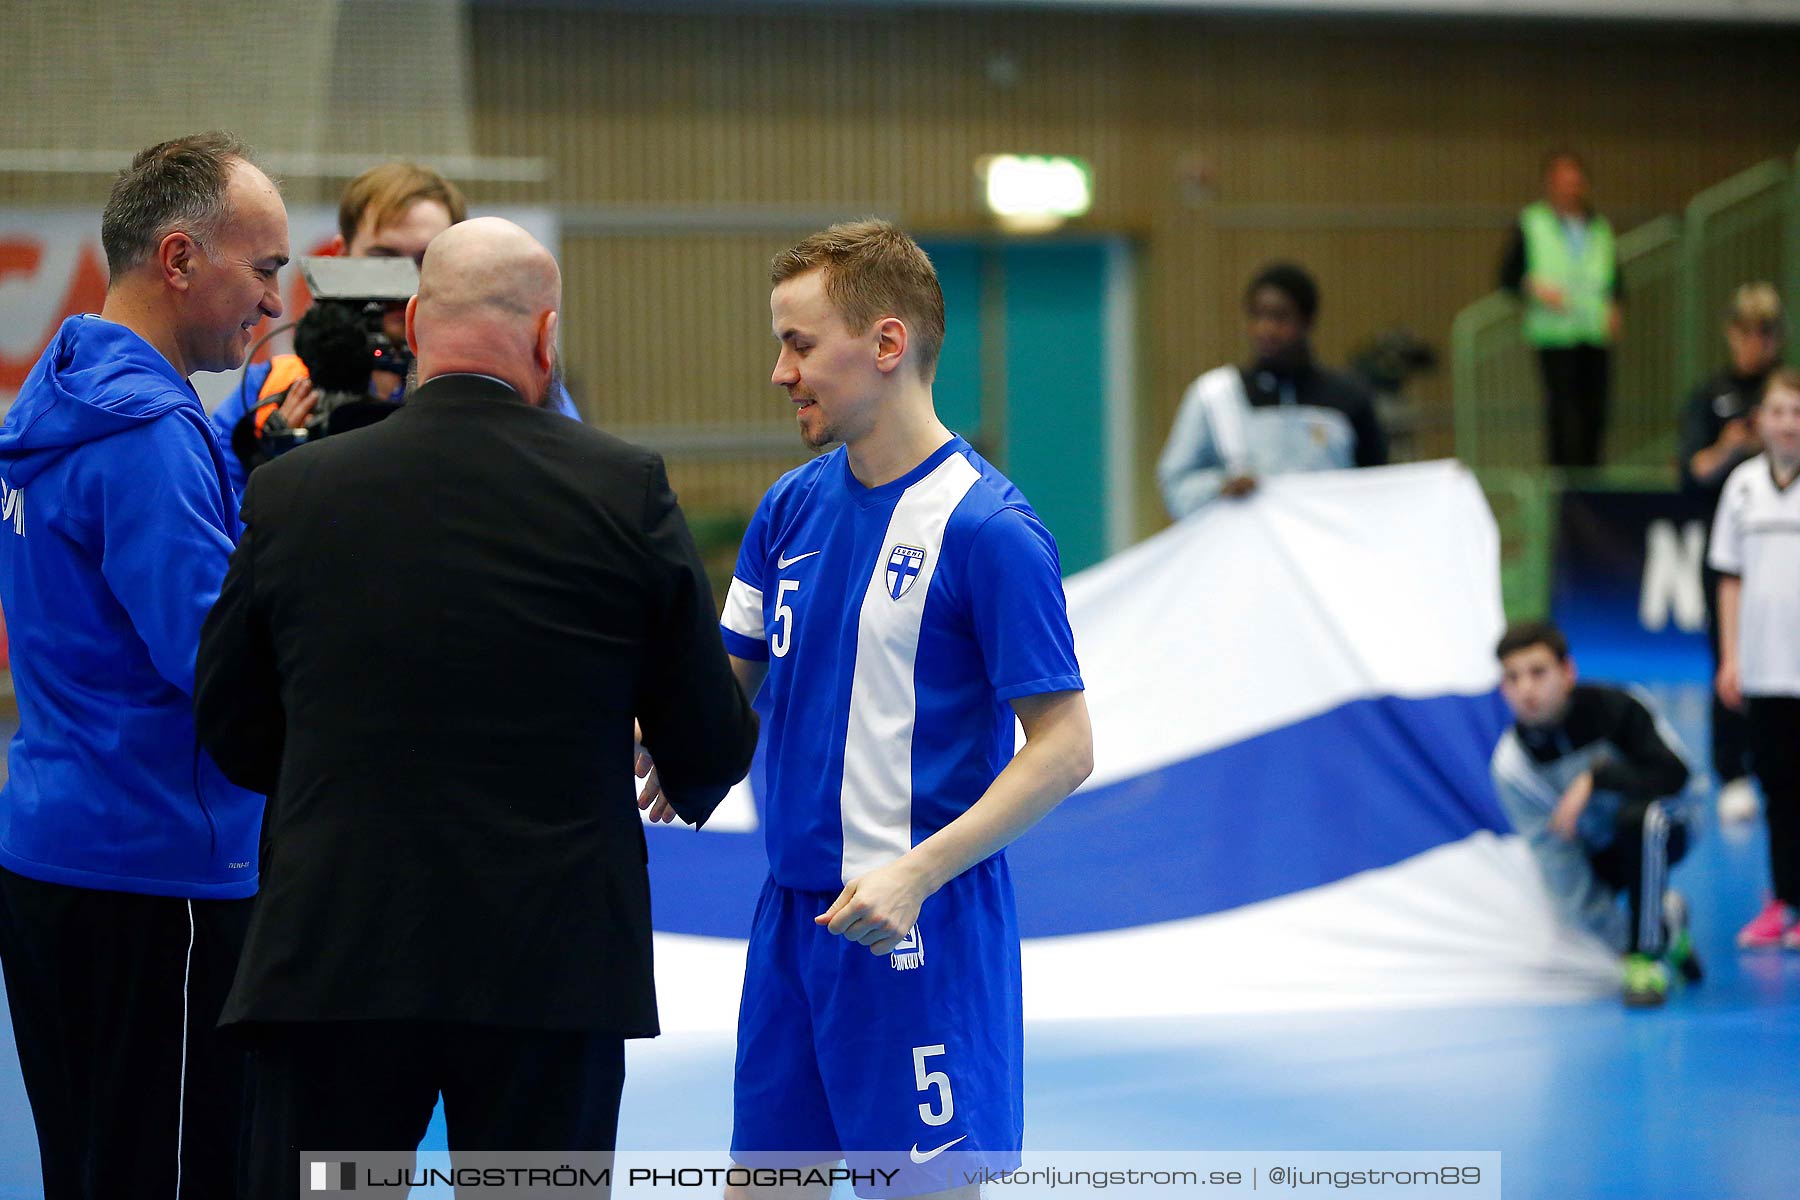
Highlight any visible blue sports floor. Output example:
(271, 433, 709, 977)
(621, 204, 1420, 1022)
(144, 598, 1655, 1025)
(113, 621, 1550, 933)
(3, 684, 1798, 1199)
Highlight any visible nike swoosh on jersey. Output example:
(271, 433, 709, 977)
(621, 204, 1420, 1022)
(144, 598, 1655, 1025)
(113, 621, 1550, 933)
(777, 550, 822, 568)
(909, 1135, 967, 1164)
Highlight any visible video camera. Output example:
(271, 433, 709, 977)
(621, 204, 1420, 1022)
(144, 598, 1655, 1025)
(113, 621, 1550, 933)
(237, 256, 419, 465)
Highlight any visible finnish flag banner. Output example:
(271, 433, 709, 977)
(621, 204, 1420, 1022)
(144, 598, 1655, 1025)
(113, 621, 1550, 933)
(641, 461, 1620, 1027)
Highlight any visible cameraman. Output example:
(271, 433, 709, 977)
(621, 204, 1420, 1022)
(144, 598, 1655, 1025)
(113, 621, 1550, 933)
(212, 161, 580, 508)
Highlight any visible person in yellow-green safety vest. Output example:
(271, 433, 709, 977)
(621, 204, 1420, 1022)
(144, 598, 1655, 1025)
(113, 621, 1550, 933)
(1500, 149, 1623, 468)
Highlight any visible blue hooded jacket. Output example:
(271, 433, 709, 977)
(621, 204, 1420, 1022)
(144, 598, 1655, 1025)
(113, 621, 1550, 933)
(0, 316, 261, 898)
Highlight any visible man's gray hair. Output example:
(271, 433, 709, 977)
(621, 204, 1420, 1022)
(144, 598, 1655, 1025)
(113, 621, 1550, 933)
(101, 132, 253, 279)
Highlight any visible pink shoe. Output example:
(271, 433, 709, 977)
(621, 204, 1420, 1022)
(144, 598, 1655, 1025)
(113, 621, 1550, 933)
(1738, 899, 1794, 949)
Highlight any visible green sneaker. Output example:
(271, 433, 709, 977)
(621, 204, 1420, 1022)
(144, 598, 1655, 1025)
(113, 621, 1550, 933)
(1665, 928, 1704, 985)
(1623, 953, 1669, 1008)
(1663, 890, 1703, 984)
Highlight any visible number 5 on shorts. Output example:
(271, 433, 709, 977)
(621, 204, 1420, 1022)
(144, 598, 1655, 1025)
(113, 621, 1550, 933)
(913, 1044, 955, 1127)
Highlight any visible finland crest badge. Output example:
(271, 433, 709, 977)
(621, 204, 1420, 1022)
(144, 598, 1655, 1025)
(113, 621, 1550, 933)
(886, 544, 926, 600)
(890, 923, 924, 971)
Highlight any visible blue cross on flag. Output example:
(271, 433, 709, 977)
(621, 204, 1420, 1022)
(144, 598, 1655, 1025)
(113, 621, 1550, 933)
(886, 544, 926, 600)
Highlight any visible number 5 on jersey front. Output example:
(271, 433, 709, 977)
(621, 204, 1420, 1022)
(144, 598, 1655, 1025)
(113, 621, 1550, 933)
(771, 579, 800, 657)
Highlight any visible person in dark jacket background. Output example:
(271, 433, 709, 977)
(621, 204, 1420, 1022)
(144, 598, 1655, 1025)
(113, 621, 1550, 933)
(0, 133, 288, 1199)
(1158, 262, 1388, 518)
(195, 217, 758, 1199)
(1678, 282, 1783, 824)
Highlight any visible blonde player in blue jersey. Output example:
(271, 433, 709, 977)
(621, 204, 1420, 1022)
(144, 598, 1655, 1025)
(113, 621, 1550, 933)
(637, 220, 1093, 1197)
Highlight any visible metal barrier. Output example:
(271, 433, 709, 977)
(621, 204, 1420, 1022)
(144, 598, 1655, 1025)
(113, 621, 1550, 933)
(1677, 158, 1790, 391)
(1451, 293, 1538, 472)
(1610, 216, 1683, 468)
(1788, 146, 1800, 342)
(1452, 214, 1693, 473)
(1456, 150, 1798, 621)
(1476, 467, 1554, 621)
(1476, 464, 1682, 622)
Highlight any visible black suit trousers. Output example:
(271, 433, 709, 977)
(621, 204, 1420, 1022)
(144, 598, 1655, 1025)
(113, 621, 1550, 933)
(241, 1020, 625, 1200)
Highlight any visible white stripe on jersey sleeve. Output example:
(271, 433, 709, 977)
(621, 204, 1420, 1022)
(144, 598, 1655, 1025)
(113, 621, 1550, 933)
(722, 576, 765, 643)
(839, 451, 982, 883)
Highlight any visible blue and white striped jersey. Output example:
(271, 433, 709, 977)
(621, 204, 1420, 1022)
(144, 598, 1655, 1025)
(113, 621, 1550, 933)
(721, 435, 1084, 891)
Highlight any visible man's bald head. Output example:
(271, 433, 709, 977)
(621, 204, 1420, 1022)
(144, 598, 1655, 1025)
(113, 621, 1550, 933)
(406, 217, 563, 405)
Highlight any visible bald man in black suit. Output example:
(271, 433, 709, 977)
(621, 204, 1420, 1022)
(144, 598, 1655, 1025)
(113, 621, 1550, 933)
(197, 218, 757, 1197)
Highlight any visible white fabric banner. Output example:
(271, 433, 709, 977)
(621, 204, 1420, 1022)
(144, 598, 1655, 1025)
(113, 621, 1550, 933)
(1066, 459, 1506, 789)
(646, 462, 1617, 1028)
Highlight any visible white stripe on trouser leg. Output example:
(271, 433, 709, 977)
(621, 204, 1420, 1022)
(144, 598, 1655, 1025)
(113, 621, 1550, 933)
(1640, 803, 1668, 956)
(838, 452, 981, 882)
(177, 899, 195, 1198)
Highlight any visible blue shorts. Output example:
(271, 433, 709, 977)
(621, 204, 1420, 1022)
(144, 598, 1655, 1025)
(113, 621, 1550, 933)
(731, 855, 1024, 1196)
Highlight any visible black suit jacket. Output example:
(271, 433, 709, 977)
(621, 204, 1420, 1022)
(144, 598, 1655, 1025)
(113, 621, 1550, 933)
(196, 374, 757, 1035)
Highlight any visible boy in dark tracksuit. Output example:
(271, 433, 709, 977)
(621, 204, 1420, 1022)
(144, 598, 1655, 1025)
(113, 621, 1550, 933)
(1490, 621, 1702, 1007)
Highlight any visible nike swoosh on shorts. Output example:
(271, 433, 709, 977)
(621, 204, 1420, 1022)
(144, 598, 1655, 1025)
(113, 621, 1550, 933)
(910, 1135, 968, 1164)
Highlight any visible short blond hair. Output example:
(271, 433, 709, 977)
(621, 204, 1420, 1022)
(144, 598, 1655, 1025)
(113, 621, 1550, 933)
(772, 219, 946, 381)
(337, 161, 467, 245)
(1728, 282, 1783, 332)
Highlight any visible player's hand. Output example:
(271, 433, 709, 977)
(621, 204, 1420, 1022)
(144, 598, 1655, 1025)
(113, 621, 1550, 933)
(1716, 660, 1745, 713)
(817, 860, 929, 955)
(1530, 281, 1567, 312)
(635, 721, 676, 824)
(1220, 474, 1258, 498)
(1548, 771, 1593, 842)
(277, 377, 318, 430)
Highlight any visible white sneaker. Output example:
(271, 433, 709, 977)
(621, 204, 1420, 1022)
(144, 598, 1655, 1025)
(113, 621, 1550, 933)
(1718, 778, 1760, 824)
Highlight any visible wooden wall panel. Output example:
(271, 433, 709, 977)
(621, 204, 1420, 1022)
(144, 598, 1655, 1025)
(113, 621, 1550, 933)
(467, 7, 1800, 533)
(559, 233, 795, 430)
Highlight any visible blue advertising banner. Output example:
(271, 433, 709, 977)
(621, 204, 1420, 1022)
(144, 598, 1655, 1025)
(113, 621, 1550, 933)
(1552, 489, 1711, 682)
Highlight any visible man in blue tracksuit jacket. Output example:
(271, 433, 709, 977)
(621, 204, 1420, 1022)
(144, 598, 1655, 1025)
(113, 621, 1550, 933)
(0, 133, 288, 1200)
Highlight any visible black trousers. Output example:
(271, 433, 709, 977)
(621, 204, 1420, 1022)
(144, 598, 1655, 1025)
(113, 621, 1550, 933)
(1703, 564, 1753, 783)
(0, 865, 251, 1200)
(1748, 697, 1800, 906)
(1536, 344, 1611, 467)
(241, 1020, 626, 1200)
(1590, 798, 1689, 955)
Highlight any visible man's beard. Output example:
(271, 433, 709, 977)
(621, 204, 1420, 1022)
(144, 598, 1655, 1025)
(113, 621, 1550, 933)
(539, 351, 564, 409)
(796, 397, 841, 450)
